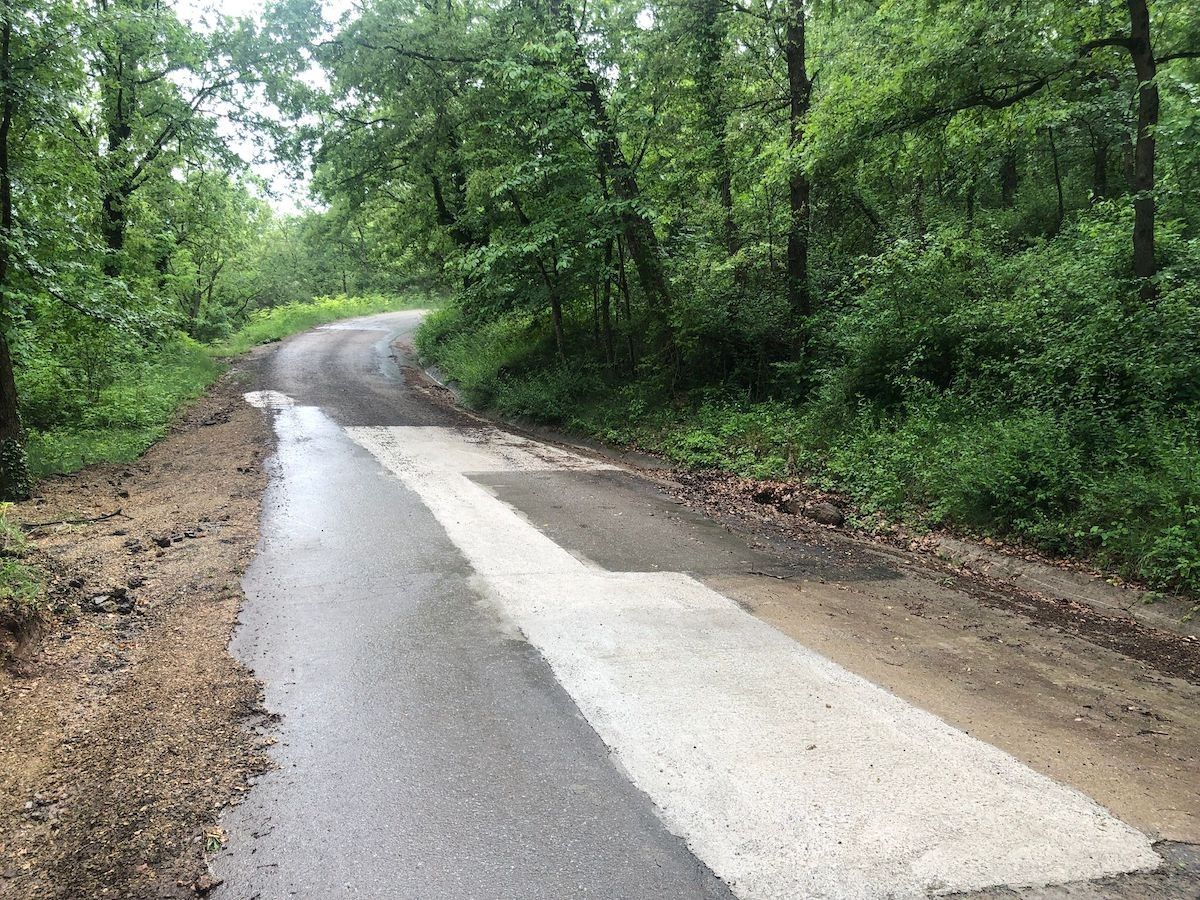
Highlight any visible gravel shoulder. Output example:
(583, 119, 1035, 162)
(0, 364, 271, 899)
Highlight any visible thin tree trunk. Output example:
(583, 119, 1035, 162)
(1127, 0, 1157, 298)
(911, 174, 926, 235)
(693, 0, 738, 254)
(784, 0, 811, 322)
(1122, 140, 1135, 191)
(616, 237, 636, 371)
(1090, 131, 1110, 202)
(765, 185, 774, 272)
(850, 190, 883, 233)
(600, 240, 615, 367)
(0, 15, 28, 500)
(591, 278, 600, 350)
(999, 152, 1019, 207)
(509, 191, 565, 358)
(1046, 127, 1064, 234)
(548, 271, 565, 359)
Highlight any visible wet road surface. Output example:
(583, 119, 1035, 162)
(216, 315, 728, 898)
(214, 312, 1182, 899)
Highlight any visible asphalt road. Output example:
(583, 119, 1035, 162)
(214, 311, 1176, 899)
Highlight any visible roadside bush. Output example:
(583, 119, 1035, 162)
(25, 338, 218, 476)
(416, 307, 546, 408)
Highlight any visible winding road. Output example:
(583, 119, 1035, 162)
(213, 311, 1199, 899)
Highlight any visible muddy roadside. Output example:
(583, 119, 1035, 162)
(0, 361, 272, 899)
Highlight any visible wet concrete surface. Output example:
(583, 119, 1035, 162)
(472, 468, 895, 581)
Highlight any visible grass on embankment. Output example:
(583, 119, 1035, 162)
(27, 294, 428, 477)
(25, 337, 221, 477)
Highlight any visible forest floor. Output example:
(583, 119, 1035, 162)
(0, 365, 272, 899)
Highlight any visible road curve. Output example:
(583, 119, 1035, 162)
(214, 311, 1169, 899)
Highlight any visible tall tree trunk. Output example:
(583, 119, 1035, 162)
(693, 0, 738, 254)
(100, 189, 128, 276)
(0, 15, 28, 500)
(784, 0, 811, 322)
(430, 169, 479, 288)
(1127, 0, 1157, 299)
(549, 0, 673, 346)
(99, 46, 134, 278)
(430, 171, 454, 231)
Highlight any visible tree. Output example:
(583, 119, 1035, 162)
(0, 4, 27, 498)
(1084, 0, 1200, 298)
(680, 0, 738, 254)
(547, 0, 674, 343)
(783, 0, 811, 322)
(0, 0, 88, 499)
(80, 0, 256, 276)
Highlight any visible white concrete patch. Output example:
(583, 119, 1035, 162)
(350, 424, 618, 479)
(347, 425, 1160, 899)
(244, 390, 295, 409)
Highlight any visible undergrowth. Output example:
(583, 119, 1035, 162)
(0, 504, 45, 638)
(26, 337, 219, 476)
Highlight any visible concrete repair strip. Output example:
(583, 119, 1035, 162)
(344, 423, 1159, 899)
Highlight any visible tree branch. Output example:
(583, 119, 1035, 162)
(1157, 49, 1200, 64)
(716, 0, 773, 23)
(352, 38, 478, 66)
(1079, 35, 1132, 56)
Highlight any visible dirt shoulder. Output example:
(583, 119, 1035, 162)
(0, 365, 271, 899)
(667, 469, 1200, 683)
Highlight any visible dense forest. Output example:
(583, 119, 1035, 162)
(5, 0, 1200, 595)
(312, 0, 1198, 594)
(0, 0, 422, 489)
